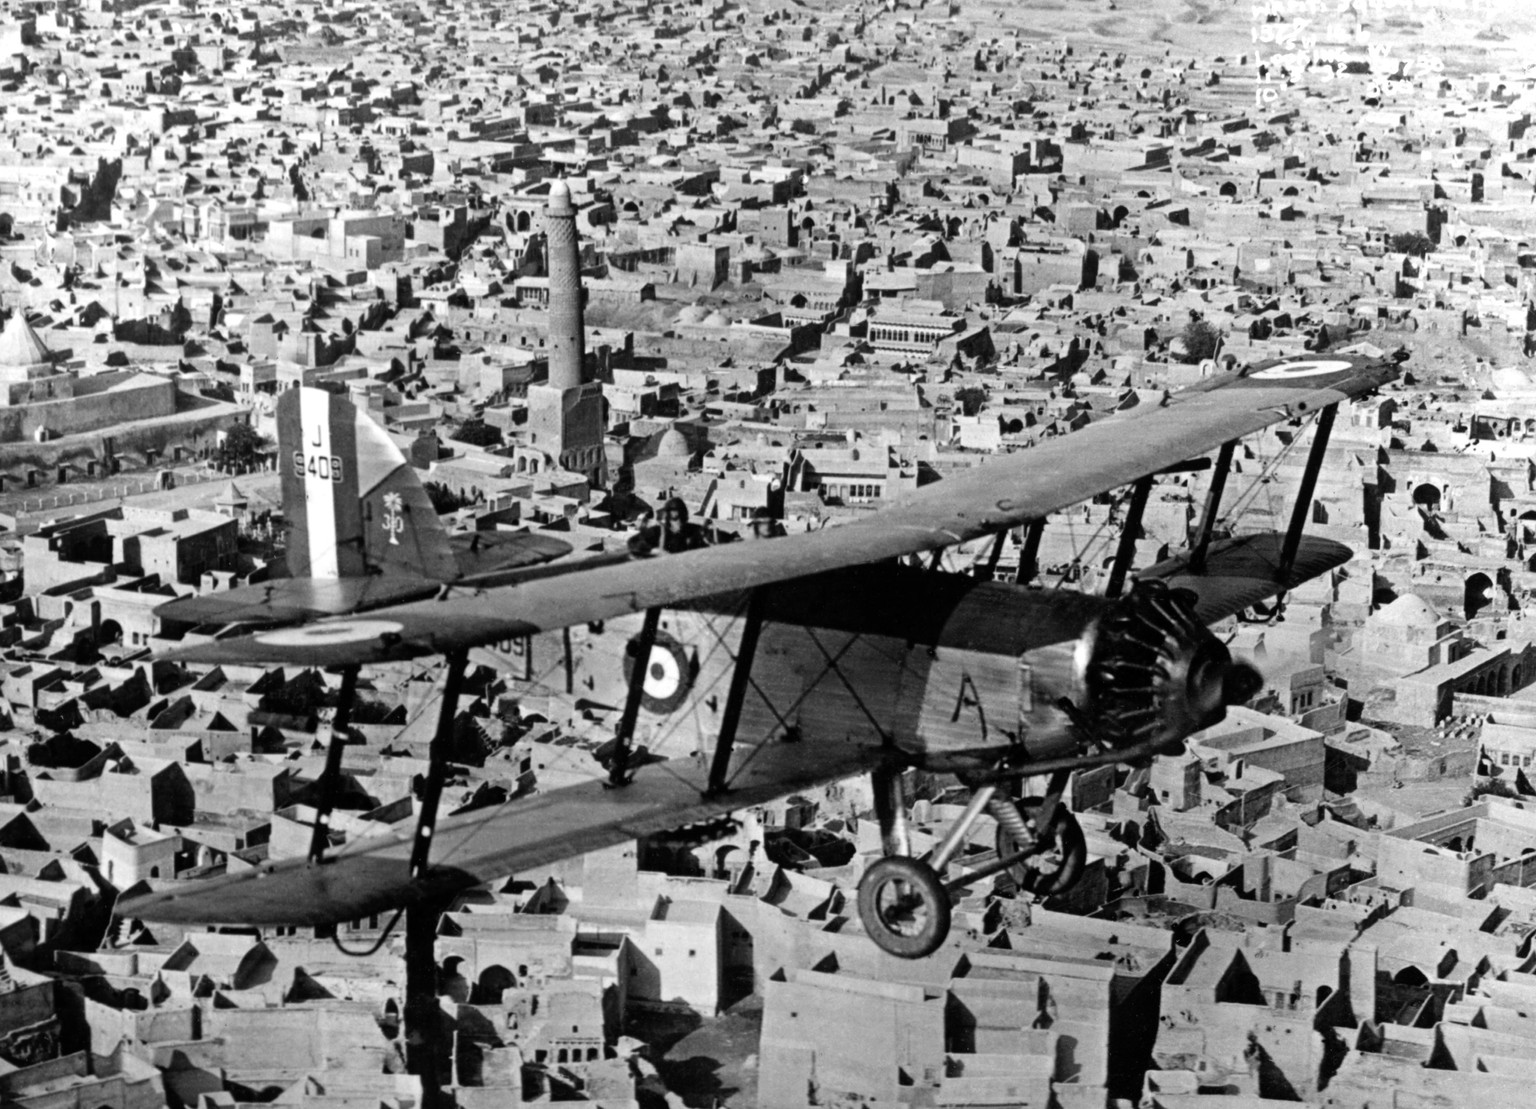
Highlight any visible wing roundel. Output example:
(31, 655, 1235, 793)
(623, 630, 696, 714)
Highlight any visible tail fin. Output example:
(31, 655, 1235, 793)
(278, 387, 459, 582)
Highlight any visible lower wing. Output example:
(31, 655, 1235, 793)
(118, 736, 882, 926)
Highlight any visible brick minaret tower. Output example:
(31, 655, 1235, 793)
(545, 179, 586, 392)
(525, 179, 606, 485)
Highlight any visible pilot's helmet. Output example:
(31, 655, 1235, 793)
(662, 496, 689, 522)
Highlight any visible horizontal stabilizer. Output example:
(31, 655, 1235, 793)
(154, 576, 442, 628)
(448, 532, 576, 582)
(154, 535, 575, 628)
(118, 738, 884, 926)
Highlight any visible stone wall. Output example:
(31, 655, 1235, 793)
(0, 402, 245, 489)
(0, 375, 174, 443)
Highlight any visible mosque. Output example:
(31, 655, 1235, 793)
(0, 312, 178, 445)
(1347, 593, 1536, 726)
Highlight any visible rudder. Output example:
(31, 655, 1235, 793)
(278, 387, 459, 582)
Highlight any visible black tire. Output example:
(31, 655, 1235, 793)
(995, 798, 1087, 897)
(856, 856, 951, 959)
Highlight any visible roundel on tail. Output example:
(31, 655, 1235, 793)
(623, 630, 696, 714)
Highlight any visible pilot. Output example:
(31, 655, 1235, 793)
(629, 497, 709, 555)
(747, 507, 785, 540)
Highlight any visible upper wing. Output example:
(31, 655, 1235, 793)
(159, 354, 1397, 668)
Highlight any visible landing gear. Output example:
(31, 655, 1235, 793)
(857, 763, 953, 959)
(856, 764, 1089, 960)
(994, 797, 1086, 897)
(857, 856, 951, 959)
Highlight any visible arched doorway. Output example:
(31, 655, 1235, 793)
(441, 956, 470, 1004)
(1466, 572, 1494, 620)
(474, 964, 516, 1005)
(713, 844, 740, 880)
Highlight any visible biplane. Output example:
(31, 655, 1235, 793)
(122, 351, 1399, 970)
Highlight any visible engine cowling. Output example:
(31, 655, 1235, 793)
(1075, 579, 1263, 755)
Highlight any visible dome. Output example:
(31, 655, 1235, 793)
(656, 427, 691, 458)
(676, 305, 709, 324)
(0, 312, 54, 381)
(702, 310, 729, 327)
(1376, 594, 1440, 628)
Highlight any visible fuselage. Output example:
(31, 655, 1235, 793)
(490, 561, 1232, 775)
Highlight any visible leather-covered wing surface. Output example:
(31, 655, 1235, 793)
(160, 355, 1397, 668)
(118, 739, 882, 926)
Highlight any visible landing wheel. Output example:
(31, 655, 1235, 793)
(995, 798, 1087, 897)
(857, 856, 951, 959)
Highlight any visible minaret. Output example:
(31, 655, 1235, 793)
(545, 179, 586, 391)
(525, 179, 606, 486)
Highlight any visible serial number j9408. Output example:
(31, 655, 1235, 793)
(293, 451, 344, 483)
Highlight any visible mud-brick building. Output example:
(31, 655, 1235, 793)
(0, 970, 61, 1068)
(1344, 593, 1536, 726)
(1376, 799, 1536, 914)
